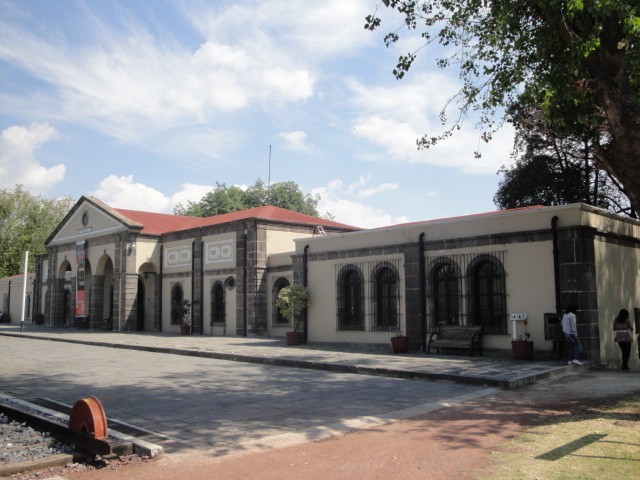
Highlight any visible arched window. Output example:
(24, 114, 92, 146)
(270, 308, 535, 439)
(272, 277, 291, 326)
(433, 263, 459, 325)
(469, 257, 506, 335)
(211, 282, 225, 325)
(337, 266, 364, 330)
(373, 265, 397, 330)
(170, 283, 184, 325)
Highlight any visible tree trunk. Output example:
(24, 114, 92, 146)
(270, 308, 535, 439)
(586, 15, 640, 216)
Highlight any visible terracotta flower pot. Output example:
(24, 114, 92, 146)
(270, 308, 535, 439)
(180, 324, 191, 335)
(512, 340, 534, 360)
(391, 336, 409, 354)
(286, 331, 305, 345)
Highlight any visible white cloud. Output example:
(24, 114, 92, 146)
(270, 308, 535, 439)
(187, 1, 373, 59)
(169, 183, 215, 212)
(0, 123, 65, 193)
(279, 131, 311, 152)
(0, 2, 323, 143)
(90, 175, 215, 213)
(347, 174, 398, 197)
(91, 175, 171, 212)
(347, 74, 515, 174)
(312, 179, 408, 229)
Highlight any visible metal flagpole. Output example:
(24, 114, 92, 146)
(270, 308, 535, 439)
(20, 251, 28, 333)
(267, 145, 272, 204)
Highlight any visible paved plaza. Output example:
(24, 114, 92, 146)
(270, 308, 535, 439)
(0, 325, 582, 457)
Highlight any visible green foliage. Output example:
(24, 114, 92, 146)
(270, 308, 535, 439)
(367, 1, 640, 215)
(0, 186, 74, 277)
(174, 179, 321, 218)
(274, 284, 310, 332)
(171, 298, 191, 325)
(496, 155, 593, 209)
(495, 100, 635, 216)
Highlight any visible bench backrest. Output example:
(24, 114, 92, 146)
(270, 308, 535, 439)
(437, 325, 482, 339)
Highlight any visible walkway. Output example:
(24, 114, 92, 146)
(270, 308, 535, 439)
(0, 324, 583, 389)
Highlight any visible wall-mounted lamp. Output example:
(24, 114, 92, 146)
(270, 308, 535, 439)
(126, 241, 136, 256)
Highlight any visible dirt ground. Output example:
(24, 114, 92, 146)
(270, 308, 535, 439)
(33, 370, 640, 480)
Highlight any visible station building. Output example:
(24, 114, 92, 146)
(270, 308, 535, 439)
(2, 196, 639, 368)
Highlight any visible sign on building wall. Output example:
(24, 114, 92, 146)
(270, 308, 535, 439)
(75, 240, 86, 317)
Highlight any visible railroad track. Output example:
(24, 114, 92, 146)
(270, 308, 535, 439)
(0, 394, 163, 477)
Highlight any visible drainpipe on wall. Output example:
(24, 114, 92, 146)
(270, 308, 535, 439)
(200, 240, 204, 336)
(191, 240, 195, 333)
(7, 280, 11, 318)
(243, 231, 248, 337)
(303, 245, 309, 344)
(418, 233, 427, 352)
(158, 245, 163, 332)
(551, 216, 561, 314)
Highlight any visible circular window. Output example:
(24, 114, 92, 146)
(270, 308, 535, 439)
(224, 276, 236, 290)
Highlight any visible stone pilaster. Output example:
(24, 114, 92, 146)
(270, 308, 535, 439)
(89, 275, 105, 330)
(558, 226, 599, 362)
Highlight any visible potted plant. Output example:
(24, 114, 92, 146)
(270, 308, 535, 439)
(275, 284, 310, 345)
(172, 299, 192, 335)
(390, 329, 409, 354)
(512, 319, 534, 360)
(33, 312, 45, 325)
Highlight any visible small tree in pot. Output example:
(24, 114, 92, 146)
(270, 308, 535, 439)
(275, 284, 310, 345)
(172, 298, 192, 335)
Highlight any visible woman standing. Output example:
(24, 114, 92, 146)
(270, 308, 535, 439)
(613, 309, 634, 370)
(561, 304, 582, 365)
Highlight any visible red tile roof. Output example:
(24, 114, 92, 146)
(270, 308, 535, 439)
(114, 205, 359, 235)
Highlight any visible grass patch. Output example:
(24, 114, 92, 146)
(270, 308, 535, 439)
(477, 396, 640, 479)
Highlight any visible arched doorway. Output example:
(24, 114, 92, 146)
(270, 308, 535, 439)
(63, 288, 72, 325)
(138, 263, 158, 332)
(95, 255, 114, 330)
(136, 277, 145, 331)
(56, 261, 73, 326)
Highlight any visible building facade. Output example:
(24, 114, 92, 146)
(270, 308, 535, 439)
(32, 196, 357, 335)
(3, 197, 638, 368)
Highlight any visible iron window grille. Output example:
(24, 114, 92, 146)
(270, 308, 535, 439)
(170, 282, 184, 325)
(335, 259, 402, 332)
(426, 251, 507, 335)
(210, 281, 225, 326)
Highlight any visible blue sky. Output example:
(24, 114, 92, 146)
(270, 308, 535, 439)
(0, 0, 516, 228)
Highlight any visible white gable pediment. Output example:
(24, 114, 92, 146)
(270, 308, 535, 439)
(48, 198, 130, 246)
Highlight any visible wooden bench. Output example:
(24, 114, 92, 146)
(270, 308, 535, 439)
(427, 325, 483, 356)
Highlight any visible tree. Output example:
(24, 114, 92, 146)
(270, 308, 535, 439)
(175, 183, 247, 217)
(0, 186, 74, 277)
(495, 101, 635, 216)
(275, 284, 311, 332)
(366, 1, 640, 215)
(174, 179, 321, 217)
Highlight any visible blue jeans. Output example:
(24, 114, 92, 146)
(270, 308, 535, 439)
(564, 333, 582, 361)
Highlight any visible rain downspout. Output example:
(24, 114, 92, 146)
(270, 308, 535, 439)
(191, 240, 195, 333)
(243, 231, 248, 337)
(158, 245, 163, 332)
(7, 280, 11, 319)
(303, 245, 309, 344)
(419, 233, 427, 353)
(551, 216, 561, 314)
(200, 240, 204, 335)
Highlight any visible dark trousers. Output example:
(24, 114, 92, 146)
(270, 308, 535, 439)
(617, 341, 631, 369)
(564, 333, 582, 361)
